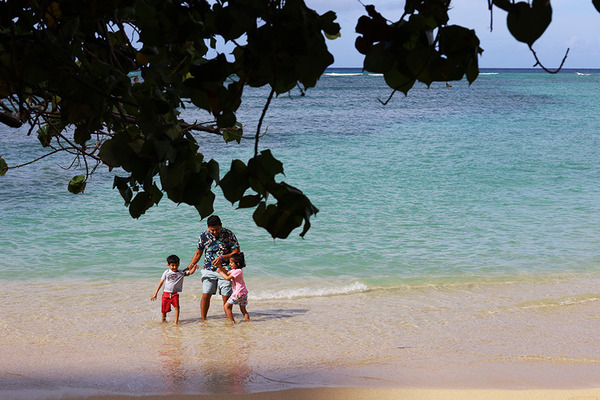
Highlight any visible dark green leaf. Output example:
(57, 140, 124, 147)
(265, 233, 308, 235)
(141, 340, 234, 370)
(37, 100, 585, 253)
(253, 150, 284, 178)
(194, 190, 215, 219)
(68, 175, 86, 194)
(113, 175, 133, 205)
(507, 1, 552, 46)
(37, 125, 53, 147)
(383, 67, 415, 96)
(493, 0, 512, 12)
(206, 159, 220, 183)
(74, 126, 91, 145)
(252, 181, 319, 238)
(363, 43, 395, 73)
(0, 156, 8, 176)
(216, 111, 236, 129)
(129, 191, 154, 219)
(219, 159, 250, 203)
(238, 194, 261, 209)
(223, 122, 243, 143)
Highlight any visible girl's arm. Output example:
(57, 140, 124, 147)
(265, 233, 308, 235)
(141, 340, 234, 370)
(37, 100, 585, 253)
(151, 279, 164, 301)
(216, 267, 233, 281)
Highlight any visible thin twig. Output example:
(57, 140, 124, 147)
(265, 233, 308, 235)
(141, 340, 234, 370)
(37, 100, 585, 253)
(6, 148, 66, 170)
(529, 45, 569, 74)
(255, 88, 275, 157)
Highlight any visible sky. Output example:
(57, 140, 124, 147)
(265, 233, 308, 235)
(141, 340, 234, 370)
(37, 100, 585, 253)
(305, 0, 600, 69)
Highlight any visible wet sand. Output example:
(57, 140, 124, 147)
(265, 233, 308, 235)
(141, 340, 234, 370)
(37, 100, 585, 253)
(69, 387, 600, 400)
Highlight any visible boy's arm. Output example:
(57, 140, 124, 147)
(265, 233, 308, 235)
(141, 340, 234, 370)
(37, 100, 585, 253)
(186, 264, 198, 276)
(151, 279, 164, 301)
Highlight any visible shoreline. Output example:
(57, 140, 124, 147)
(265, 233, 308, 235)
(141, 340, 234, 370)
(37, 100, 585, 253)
(55, 387, 600, 400)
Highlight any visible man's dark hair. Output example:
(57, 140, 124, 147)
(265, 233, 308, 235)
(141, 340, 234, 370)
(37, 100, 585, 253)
(166, 254, 180, 265)
(207, 215, 222, 227)
(230, 252, 246, 268)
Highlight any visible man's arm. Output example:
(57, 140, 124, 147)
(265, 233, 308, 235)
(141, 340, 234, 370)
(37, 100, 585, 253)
(188, 248, 203, 270)
(211, 248, 240, 267)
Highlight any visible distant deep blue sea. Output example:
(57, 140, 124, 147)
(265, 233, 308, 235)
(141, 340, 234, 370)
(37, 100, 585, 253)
(2, 68, 600, 397)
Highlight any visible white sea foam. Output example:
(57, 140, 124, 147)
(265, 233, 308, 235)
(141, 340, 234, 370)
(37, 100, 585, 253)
(324, 72, 384, 77)
(325, 72, 364, 76)
(251, 281, 368, 300)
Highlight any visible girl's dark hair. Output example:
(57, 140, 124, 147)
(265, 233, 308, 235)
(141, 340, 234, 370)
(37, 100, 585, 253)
(230, 252, 246, 268)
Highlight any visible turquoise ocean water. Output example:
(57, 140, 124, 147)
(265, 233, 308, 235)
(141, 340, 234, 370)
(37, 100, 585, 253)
(2, 69, 600, 397)
(2, 68, 599, 283)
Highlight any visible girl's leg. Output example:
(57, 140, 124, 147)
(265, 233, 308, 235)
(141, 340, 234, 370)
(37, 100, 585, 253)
(161, 312, 167, 323)
(174, 306, 180, 324)
(239, 305, 250, 321)
(224, 302, 235, 323)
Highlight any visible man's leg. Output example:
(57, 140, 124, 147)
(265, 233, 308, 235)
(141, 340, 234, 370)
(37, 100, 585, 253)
(200, 293, 212, 321)
(200, 270, 218, 321)
(218, 277, 232, 308)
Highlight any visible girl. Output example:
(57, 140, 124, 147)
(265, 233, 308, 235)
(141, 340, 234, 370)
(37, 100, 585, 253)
(216, 252, 250, 323)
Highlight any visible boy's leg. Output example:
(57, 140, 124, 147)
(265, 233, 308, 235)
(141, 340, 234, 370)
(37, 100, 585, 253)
(174, 306, 180, 324)
(239, 305, 250, 321)
(224, 302, 235, 323)
(161, 294, 169, 322)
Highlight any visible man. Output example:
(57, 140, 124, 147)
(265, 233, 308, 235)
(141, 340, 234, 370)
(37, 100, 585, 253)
(188, 215, 240, 321)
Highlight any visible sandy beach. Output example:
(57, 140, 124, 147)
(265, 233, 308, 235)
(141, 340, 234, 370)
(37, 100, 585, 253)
(4, 276, 600, 400)
(62, 387, 600, 400)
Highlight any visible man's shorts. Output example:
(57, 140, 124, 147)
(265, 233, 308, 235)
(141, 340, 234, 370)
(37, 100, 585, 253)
(161, 292, 179, 313)
(227, 292, 248, 306)
(201, 269, 233, 297)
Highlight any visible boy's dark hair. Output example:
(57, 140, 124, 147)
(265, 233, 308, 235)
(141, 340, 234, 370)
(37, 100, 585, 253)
(207, 215, 222, 227)
(166, 254, 180, 265)
(230, 252, 246, 268)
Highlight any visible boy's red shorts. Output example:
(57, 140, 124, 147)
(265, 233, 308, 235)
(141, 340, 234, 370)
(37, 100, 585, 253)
(161, 292, 179, 313)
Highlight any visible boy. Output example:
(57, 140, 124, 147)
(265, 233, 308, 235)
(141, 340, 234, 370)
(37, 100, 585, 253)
(151, 255, 195, 324)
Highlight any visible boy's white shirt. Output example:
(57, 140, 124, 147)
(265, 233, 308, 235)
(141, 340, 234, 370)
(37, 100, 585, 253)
(161, 269, 187, 293)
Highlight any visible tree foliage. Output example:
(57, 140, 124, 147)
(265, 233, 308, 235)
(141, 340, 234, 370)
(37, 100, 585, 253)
(0, 0, 593, 237)
(0, 0, 338, 238)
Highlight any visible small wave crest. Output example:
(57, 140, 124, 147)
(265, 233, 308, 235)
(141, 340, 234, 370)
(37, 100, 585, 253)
(325, 72, 364, 76)
(252, 281, 368, 300)
(324, 72, 384, 77)
(513, 293, 600, 310)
